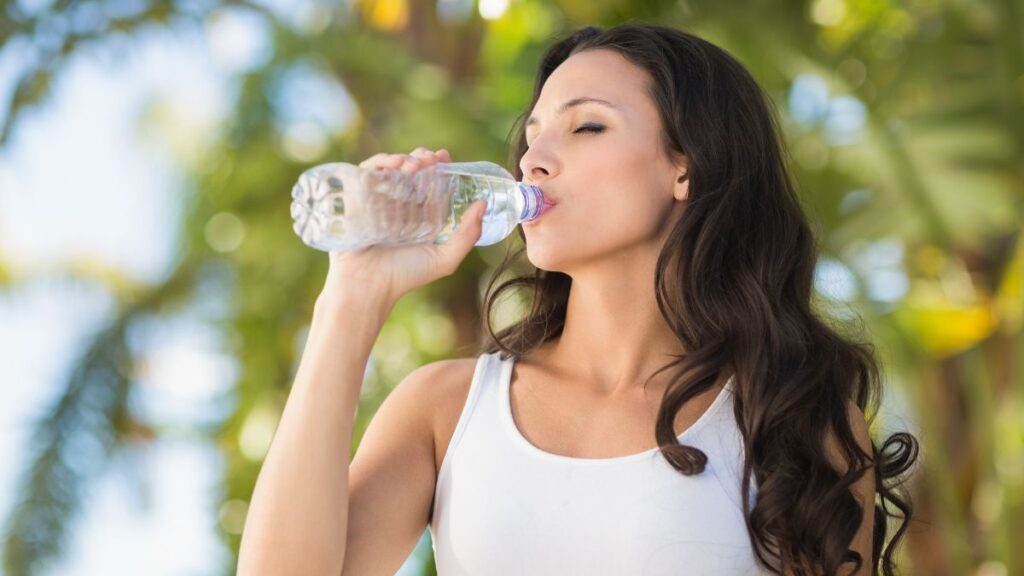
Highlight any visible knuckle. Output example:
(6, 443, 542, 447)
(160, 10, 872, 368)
(358, 152, 386, 168)
(360, 153, 407, 170)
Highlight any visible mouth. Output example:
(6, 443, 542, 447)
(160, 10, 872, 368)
(525, 200, 557, 226)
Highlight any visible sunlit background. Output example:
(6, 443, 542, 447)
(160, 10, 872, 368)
(1, 0, 1021, 574)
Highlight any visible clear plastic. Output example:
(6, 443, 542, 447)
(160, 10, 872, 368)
(290, 160, 545, 252)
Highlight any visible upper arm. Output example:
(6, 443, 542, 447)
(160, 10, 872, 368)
(340, 359, 470, 576)
(827, 401, 876, 576)
(780, 401, 875, 576)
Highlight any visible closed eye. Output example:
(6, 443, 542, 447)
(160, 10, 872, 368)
(573, 124, 605, 134)
(524, 124, 605, 148)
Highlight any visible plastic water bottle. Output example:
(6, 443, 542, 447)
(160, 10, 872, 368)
(290, 160, 545, 252)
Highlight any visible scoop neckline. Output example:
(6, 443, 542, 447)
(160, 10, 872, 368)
(498, 352, 734, 466)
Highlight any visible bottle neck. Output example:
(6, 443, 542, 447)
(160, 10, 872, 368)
(516, 183, 544, 222)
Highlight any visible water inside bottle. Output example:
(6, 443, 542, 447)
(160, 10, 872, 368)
(292, 162, 530, 251)
(429, 164, 524, 246)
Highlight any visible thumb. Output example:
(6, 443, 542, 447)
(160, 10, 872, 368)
(458, 200, 487, 242)
(446, 200, 487, 251)
(433, 200, 486, 275)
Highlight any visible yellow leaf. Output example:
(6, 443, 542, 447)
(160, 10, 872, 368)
(895, 288, 998, 358)
(357, 0, 409, 32)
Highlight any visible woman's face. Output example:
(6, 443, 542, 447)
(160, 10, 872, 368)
(520, 48, 687, 274)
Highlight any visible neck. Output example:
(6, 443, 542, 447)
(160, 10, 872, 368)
(541, 269, 684, 398)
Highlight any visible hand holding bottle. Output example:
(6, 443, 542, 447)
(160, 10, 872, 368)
(319, 147, 488, 305)
(291, 150, 543, 254)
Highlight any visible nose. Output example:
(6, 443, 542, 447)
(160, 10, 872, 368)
(519, 143, 557, 185)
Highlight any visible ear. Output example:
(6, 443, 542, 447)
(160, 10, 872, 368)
(672, 154, 689, 202)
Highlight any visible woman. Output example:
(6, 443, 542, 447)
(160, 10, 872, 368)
(238, 23, 918, 576)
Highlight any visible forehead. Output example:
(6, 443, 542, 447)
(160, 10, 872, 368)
(527, 49, 648, 124)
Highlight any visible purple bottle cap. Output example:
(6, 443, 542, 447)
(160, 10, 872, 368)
(516, 182, 544, 222)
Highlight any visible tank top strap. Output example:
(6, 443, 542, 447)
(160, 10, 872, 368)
(435, 351, 506, 489)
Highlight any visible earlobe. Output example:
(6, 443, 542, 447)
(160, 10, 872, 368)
(675, 172, 689, 201)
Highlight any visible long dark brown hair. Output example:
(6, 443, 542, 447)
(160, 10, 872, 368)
(477, 23, 919, 576)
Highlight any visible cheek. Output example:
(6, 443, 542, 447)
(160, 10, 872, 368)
(523, 184, 673, 269)
(578, 160, 673, 236)
(522, 148, 675, 267)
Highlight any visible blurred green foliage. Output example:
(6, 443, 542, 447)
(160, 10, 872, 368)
(1, 0, 1022, 575)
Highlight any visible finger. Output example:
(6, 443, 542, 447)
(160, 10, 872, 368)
(435, 201, 486, 273)
(364, 154, 406, 171)
(399, 154, 423, 174)
(385, 154, 410, 167)
(410, 148, 441, 167)
(357, 152, 389, 169)
(363, 153, 408, 172)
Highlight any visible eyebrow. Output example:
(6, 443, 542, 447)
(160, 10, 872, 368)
(525, 97, 619, 128)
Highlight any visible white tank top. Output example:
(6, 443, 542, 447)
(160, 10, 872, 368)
(429, 351, 771, 575)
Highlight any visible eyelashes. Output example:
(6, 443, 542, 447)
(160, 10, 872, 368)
(573, 124, 606, 134)
(525, 124, 606, 148)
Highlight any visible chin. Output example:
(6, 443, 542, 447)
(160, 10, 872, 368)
(524, 243, 562, 272)
(524, 240, 577, 273)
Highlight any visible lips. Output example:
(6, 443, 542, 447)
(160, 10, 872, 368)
(524, 195, 556, 225)
(539, 198, 558, 218)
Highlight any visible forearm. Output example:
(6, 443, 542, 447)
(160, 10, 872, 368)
(237, 291, 394, 575)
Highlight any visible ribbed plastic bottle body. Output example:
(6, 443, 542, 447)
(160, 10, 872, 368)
(290, 161, 543, 252)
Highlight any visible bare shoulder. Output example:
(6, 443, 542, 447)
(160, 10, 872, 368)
(407, 356, 478, 387)
(395, 356, 479, 469)
(368, 357, 479, 469)
(406, 357, 480, 471)
(407, 357, 478, 413)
